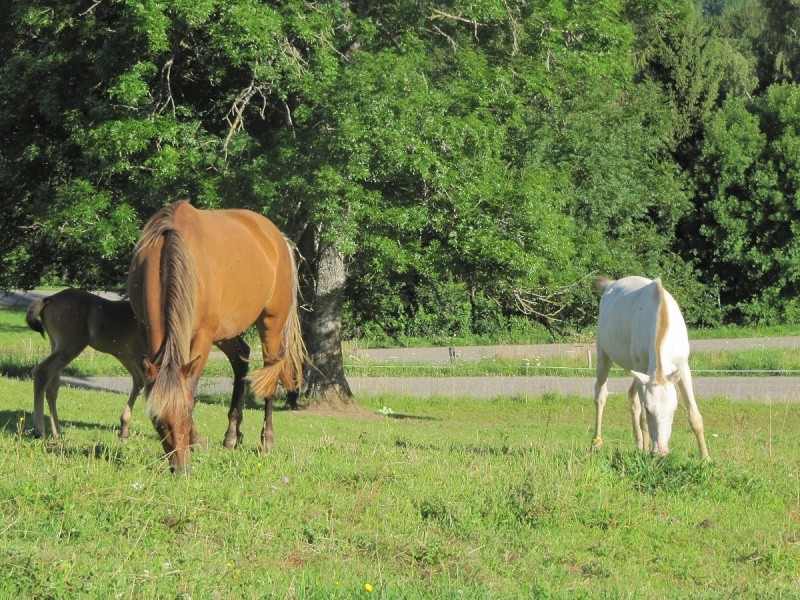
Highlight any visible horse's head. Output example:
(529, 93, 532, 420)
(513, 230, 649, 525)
(142, 357, 198, 475)
(632, 371, 680, 456)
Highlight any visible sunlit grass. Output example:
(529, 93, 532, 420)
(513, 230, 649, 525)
(0, 376, 797, 598)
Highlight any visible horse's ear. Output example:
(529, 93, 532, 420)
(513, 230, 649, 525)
(142, 357, 159, 382)
(631, 371, 651, 386)
(181, 355, 201, 378)
(666, 371, 681, 383)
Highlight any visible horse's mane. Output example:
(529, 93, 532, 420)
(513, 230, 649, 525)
(653, 278, 669, 385)
(133, 201, 198, 418)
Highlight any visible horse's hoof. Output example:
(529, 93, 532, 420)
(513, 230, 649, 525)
(171, 465, 192, 477)
(190, 437, 209, 451)
(591, 437, 603, 450)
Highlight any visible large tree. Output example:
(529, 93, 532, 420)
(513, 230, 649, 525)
(4, 0, 767, 405)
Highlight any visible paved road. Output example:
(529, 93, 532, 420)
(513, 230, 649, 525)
(60, 371, 800, 405)
(9, 289, 800, 403)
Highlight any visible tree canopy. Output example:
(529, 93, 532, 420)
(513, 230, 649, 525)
(1, 0, 799, 353)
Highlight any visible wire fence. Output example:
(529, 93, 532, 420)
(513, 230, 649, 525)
(342, 362, 800, 377)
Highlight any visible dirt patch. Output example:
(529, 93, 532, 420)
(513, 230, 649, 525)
(293, 398, 381, 421)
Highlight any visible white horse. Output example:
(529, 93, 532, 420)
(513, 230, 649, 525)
(592, 276, 709, 460)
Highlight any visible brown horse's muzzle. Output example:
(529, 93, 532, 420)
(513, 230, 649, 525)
(154, 417, 193, 475)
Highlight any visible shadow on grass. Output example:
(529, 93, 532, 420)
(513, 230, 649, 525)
(0, 356, 100, 380)
(0, 409, 119, 438)
(381, 412, 439, 421)
(393, 437, 531, 457)
(39, 439, 132, 466)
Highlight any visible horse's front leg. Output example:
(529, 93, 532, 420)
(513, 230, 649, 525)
(628, 381, 647, 453)
(677, 367, 709, 461)
(185, 339, 213, 450)
(216, 336, 250, 449)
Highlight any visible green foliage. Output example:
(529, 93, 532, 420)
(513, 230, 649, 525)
(689, 84, 800, 323)
(3, 0, 800, 342)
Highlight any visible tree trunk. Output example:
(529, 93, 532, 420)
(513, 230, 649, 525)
(299, 227, 355, 407)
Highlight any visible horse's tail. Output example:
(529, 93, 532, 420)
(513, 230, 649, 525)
(142, 225, 198, 422)
(282, 237, 308, 391)
(26, 297, 47, 338)
(249, 237, 308, 400)
(594, 276, 613, 293)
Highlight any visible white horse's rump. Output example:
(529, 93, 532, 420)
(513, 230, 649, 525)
(592, 276, 709, 459)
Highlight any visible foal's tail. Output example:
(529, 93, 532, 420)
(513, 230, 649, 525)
(249, 238, 308, 399)
(25, 298, 47, 338)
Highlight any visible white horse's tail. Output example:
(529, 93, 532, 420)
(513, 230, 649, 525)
(594, 276, 614, 293)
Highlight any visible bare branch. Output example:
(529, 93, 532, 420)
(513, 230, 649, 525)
(283, 99, 296, 139)
(80, 1, 102, 16)
(155, 57, 176, 117)
(429, 8, 481, 40)
(222, 81, 267, 156)
(513, 272, 597, 323)
(432, 24, 458, 52)
(501, 0, 520, 56)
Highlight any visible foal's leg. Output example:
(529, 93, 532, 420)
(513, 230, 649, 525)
(118, 359, 143, 441)
(217, 336, 250, 449)
(32, 343, 83, 438)
(676, 366, 710, 460)
(592, 349, 612, 449)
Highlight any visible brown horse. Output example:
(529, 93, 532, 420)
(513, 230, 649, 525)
(126, 200, 306, 474)
(26, 288, 251, 441)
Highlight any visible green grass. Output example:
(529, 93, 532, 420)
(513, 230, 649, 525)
(4, 300, 797, 595)
(691, 323, 800, 339)
(0, 376, 798, 598)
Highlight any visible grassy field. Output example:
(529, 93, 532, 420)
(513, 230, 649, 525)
(0, 377, 798, 598)
(1, 306, 799, 597)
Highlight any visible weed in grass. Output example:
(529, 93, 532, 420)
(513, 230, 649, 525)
(608, 450, 715, 494)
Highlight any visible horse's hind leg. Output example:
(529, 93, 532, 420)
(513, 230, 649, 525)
(32, 347, 82, 438)
(252, 314, 288, 453)
(217, 336, 250, 449)
(592, 349, 612, 449)
(44, 375, 61, 438)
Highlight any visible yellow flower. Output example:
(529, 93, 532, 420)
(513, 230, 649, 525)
(226, 561, 234, 570)
(364, 583, 374, 593)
